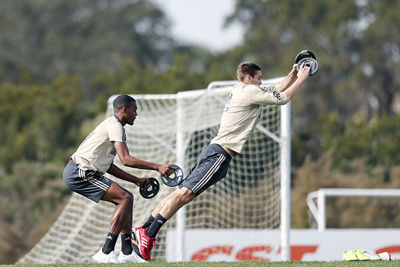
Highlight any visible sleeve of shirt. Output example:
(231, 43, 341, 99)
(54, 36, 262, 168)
(106, 121, 124, 142)
(272, 84, 284, 92)
(249, 84, 290, 105)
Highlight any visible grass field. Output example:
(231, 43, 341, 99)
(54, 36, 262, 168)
(4, 261, 399, 267)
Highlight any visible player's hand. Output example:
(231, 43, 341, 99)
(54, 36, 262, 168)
(292, 64, 298, 73)
(135, 177, 149, 187)
(297, 63, 311, 81)
(157, 164, 176, 177)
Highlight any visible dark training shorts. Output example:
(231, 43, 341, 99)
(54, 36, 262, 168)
(179, 143, 231, 196)
(63, 160, 112, 203)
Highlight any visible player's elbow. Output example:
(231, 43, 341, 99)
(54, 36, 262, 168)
(275, 92, 291, 104)
(279, 98, 291, 105)
(119, 155, 133, 166)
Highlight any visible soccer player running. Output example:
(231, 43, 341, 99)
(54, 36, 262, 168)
(132, 62, 311, 261)
(63, 94, 175, 263)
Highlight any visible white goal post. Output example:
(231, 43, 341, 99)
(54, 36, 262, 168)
(18, 77, 293, 263)
(307, 188, 400, 232)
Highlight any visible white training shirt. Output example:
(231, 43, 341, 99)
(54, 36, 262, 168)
(211, 82, 289, 154)
(71, 116, 126, 173)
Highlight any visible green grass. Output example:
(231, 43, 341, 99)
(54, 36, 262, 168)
(3, 261, 399, 267)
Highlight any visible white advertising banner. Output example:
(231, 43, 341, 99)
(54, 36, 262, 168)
(166, 229, 400, 262)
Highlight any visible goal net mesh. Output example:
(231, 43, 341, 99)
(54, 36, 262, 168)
(19, 79, 283, 263)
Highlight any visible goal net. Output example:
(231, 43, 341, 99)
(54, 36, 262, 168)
(18, 78, 289, 263)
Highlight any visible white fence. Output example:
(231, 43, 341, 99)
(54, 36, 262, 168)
(307, 188, 400, 231)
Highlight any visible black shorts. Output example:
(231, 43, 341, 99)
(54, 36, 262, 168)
(179, 143, 231, 196)
(63, 160, 112, 203)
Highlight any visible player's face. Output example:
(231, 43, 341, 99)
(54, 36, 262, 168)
(125, 103, 138, 125)
(249, 70, 262, 85)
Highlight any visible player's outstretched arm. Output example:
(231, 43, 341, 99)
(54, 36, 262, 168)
(281, 63, 310, 99)
(113, 141, 173, 176)
(277, 64, 298, 91)
(107, 163, 147, 186)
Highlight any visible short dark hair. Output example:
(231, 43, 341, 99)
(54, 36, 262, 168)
(237, 62, 261, 82)
(113, 94, 136, 111)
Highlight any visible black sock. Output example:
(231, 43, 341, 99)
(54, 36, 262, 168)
(102, 232, 118, 254)
(146, 214, 167, 238)
(142, 215, 155, 228)
(121, 233, 133, 255)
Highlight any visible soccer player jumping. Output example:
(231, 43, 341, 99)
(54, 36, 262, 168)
(132, 62, 311, 261)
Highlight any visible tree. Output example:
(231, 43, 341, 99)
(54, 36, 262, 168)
(226, 0, 400, 165)
(356, 0, 400, 116)
(0, 0, 174, 83)
(0, 76, 82, 171)
(0, 161, 69, 264)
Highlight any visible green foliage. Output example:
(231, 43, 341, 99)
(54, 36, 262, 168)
(0, 161, 69, 224)
(0, 77, 82, 172)
(318, 112, 400, 170)
(90, 53, 235, 114)
(228, 0, 400, 155)
(0, 0, 173, 83)
(0, 161, 70, 264)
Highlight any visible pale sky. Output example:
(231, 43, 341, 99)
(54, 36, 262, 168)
(152, 0, 244, 52)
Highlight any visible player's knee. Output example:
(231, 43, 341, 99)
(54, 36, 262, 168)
(178, 188, 195, 204)
(184, 193, 195, 204)
(121, 190, 134, 205)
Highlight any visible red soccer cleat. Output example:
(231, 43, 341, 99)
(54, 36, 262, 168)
(132, 226, 156, 261)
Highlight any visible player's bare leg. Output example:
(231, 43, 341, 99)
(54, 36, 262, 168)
(98, 183, 146, 263)
(92, 183, 134, 263)
(132, 187, 195, 261)
(158, 187, 194, 220)
(102, 183, 133, 234)
(150, 188, 185, 218)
